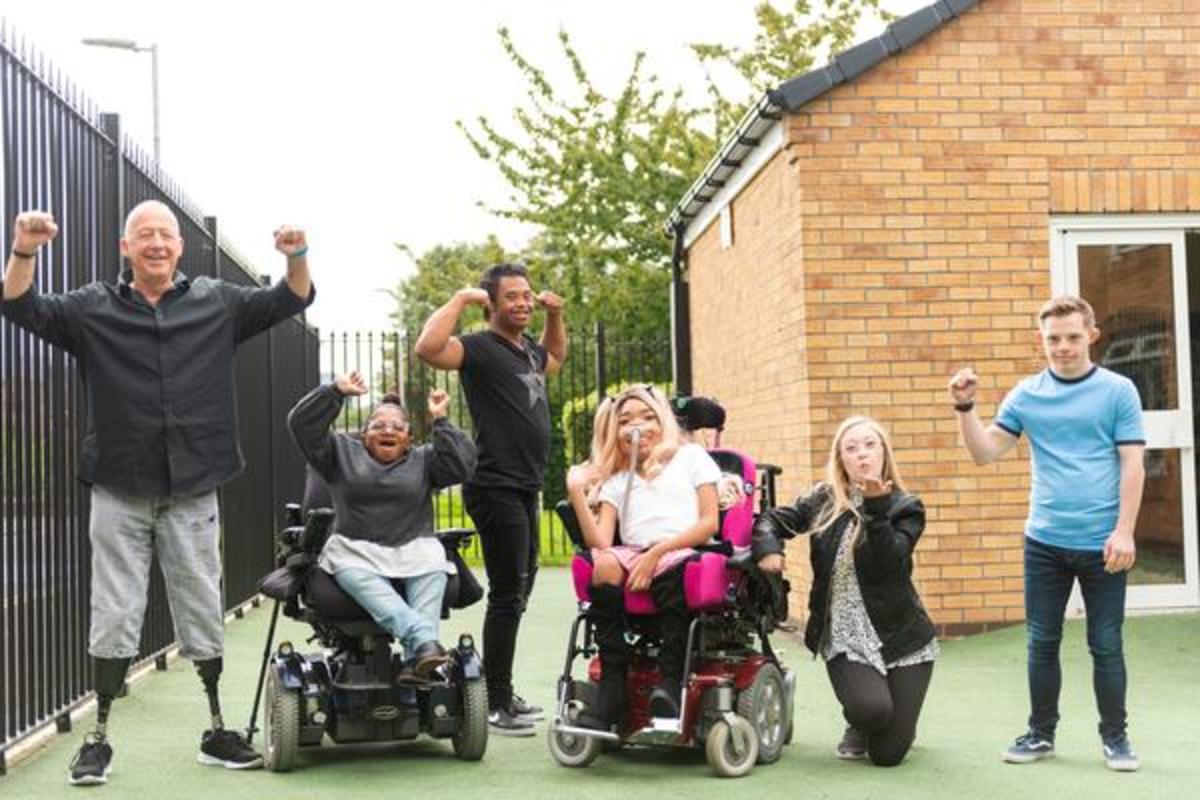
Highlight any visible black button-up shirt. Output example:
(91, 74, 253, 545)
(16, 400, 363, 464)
(1, 271, 315, 497)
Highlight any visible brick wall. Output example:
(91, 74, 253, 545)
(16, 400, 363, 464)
(685, 0, 1200, 632)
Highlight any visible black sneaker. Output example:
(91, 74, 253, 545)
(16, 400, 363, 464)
(1003, 731, 1055, 764)
(68, 733, 113, 786)
(1103, 736, 1141, 772)
(488, 708, 536, 737)
(510, 693, 544, 721)
(197, 729, 263, 769)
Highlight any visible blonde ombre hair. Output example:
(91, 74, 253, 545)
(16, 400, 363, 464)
(810, 416, 905, 537)
(591, 385, 681, 484)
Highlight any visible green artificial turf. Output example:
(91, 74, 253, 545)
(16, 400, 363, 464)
(4, 568, 1196, 800)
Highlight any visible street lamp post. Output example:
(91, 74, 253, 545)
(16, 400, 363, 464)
(81, 37, 160, 163)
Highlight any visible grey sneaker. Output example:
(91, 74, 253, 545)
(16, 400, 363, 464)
(1003, 732, 1055, 763)
(510, 693, 544, 721)
(1103, 737, 1141, 772)
(68, 734, 113, 786)
(836, 725, 867, 760)
(488, 708, 536, 737)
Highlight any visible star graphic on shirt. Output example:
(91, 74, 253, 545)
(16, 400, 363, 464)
(519, 370, 546, 409)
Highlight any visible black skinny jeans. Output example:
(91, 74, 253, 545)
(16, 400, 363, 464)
(462, 484, 540, 711)
(825, 655, 934, 767)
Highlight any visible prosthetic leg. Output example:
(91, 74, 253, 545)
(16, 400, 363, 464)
(92, 657, 131, 740)
(196, 657, 226, 730)
(195, 657, 263, 769)
(66, 657, 128, 785)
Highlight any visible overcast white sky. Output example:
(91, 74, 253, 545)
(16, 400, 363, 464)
(3, 0, 925, 331)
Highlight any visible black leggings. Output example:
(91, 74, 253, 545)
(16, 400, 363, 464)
(462, 485, 540, 711)
(825, 655, 934, 767)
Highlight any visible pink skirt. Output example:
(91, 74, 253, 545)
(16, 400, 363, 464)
(591, 545, 695, 579)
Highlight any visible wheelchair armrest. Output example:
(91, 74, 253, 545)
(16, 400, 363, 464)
(694, 541, 733, 557)
(436, 527, 475, 550)
(726, 548, 755, 572)
(300, 507, 335, 554)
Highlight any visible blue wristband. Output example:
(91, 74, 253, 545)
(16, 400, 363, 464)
(287, 245, 308, 260)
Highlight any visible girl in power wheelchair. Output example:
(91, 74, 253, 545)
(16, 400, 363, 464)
(254, 371, 486, 770)
(551, 385, 793, 777)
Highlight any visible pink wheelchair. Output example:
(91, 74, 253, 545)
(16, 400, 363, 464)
(548, 438, 794, 778)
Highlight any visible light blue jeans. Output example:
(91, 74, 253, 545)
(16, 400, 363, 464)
(88, 485, 223, 661)
(333, 568, 447, 655)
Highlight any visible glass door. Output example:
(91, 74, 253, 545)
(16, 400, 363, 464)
(1063, 229, 1198, 609)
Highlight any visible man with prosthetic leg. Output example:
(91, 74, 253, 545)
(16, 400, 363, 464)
(1, 204, 315, 784)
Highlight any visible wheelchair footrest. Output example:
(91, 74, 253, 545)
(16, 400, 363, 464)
(626, 718, 684, 745)
(551, 723, 620, 743)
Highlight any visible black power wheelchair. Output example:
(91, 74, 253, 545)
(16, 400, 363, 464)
(248, 502, 488, 771)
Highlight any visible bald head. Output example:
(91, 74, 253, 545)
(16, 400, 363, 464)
(124, 200, 180, 239)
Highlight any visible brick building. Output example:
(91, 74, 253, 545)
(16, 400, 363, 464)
(667, 0, 1200, 632)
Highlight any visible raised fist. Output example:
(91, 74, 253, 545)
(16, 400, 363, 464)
(456, 287, 489, 307)
(273, 225, 307, 256)
(428, 388, 450, 419)
(536, 291, 564, 313)
(948, 367, 979, 404)
(13, 211, 58, 252)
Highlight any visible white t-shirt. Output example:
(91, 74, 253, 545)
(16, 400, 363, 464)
(598, 443, 721, 548)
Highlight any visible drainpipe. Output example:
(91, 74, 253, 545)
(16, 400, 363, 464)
(670, 223, 692, 396)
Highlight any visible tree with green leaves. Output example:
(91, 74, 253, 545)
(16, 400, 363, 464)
(692, 0, 893, 137)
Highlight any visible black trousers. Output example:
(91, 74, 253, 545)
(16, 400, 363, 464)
(825, 654, 934, 767)
(462, 484, 540, 711)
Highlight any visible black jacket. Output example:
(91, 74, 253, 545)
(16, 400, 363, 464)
(752, 485, 935, 663)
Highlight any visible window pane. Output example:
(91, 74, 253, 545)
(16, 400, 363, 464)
(1078, 243, 1176, 411)
(1131, 449, 1186, 585)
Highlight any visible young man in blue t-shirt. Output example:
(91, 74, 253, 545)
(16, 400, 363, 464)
(949, 295, 1145, 772)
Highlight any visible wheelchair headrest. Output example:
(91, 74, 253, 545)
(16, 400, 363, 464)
(672, 395, 725, 432)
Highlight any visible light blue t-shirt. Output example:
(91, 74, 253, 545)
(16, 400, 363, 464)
(995, 366, 1144, 551)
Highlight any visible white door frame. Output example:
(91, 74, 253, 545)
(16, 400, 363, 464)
(1051, 216, 1200, 611)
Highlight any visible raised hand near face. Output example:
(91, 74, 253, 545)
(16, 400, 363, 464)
(334, 370, 368, 397)
(428, 388, 450, 419)
(536, 290, 564, 314)
(455, 287, 490, 307)
(857, 476, 894, 499)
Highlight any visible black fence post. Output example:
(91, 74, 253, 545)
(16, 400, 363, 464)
(98, 113, 123, 282)
(204, 216, 219, 278)
(595, 319, 607, 403)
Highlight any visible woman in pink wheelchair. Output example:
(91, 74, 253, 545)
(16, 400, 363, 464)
(564, 385, 720, 731)
(754, 416, 937, 766)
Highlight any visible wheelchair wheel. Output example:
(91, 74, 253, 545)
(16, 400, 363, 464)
(736, 662, 787, 764)
(452, 678, 488, 761)
(547, 704, 604, 768)
(705, 715, 759, 778)
(263, 667, 300, 772)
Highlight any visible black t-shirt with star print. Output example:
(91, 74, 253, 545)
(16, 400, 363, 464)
(459, 330, 551, 490)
